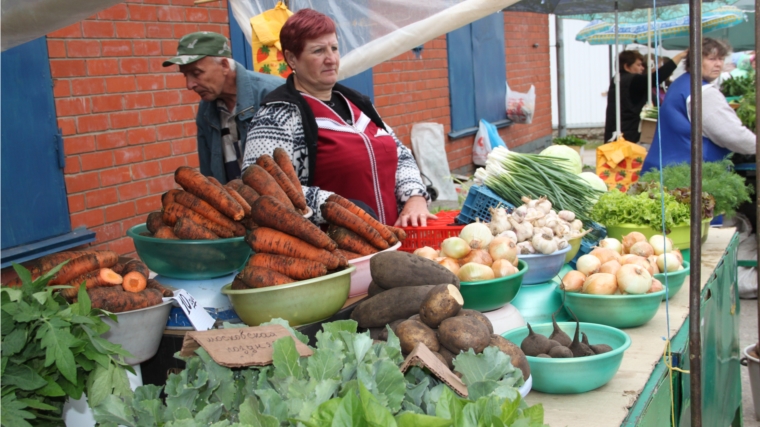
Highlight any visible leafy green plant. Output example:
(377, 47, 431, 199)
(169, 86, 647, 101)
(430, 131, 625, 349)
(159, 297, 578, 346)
(552, 135, 587, 147)
(590, 187, 694, 232)
(720, 73, 755, 98)
(639, 159, 752, 217)
(93, 319, 543, 427)
(737, 86, 756, 131)
(1, 263, 134, 427)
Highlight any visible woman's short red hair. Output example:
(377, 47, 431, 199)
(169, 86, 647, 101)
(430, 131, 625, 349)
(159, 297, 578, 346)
(280, 9, 337, 59)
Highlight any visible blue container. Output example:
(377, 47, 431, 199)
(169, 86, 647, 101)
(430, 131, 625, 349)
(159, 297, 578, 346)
(519, 245, 572, 285)
(456, 185, 515, 224)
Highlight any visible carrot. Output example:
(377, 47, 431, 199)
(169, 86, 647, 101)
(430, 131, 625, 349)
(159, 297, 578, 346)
(172, 191, 245, 236)
(242, 164, 294, 209)
(321, 202, 389, 250)
(240, 217, 258, 231)
(154, 226, 179, 240)
(121, 259, 149, 293)
(231, 278, 249, 290)
(162, 203, 235, 238)
(386, 225, 408, 241)
(326, 194, 398, 245)
(207, 176, 224, 188)
(59, 268, 123, 299)
(250, 196, 337, 251)
(162, 189, 182, 209)
(174, 166, 244, 220)
(226, 180, 260, 207)
(236, 265, 294, 289)
(273, 147, 304, 200)
(246, 253, 327, 280)
(147, 279, 173, 297)
(49, 251, 120, 286)
(173, 216, 219, 241)
(246, 227, 344, 269)
(88, 287, 163, 313)
(111, 263, 125, 275)
(226, 187, 252, 217)
(146, 212, 166, 234)
(335, 249, 363, 261)
(256, 154, 307, 211)
(327, 226, 378, 256)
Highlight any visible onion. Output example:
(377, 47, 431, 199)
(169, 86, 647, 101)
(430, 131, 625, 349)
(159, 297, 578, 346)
(630, 257, 655, 276)
(458, 262, 495, 282)
(576, 254, 602, 277)
(561, 270, 586, 292)
(599, 238, 623, 254)
(648, 278, 664, 294)
(657, 253, 681, 272)
(616, 264, 652, 294)
(459, 249, 493, 266)
(629, 241, 655, 258)
(459, 222, 493, 249)
(599, 260, 621, 275)
(649, 235, 673, 256)
(622, 232, 647, 254)
(671, 249, 684, 265)
(589, 247, 621, 264)
(647, 255, 660, 274)
(582, 273, 617, 295)
(492, 259, 518, 278)
(620, 254, 642, 264)
(438, 257, 461, 275)
(413, 246, 438, 260)
(489, 236, 518, 264)
(441, 237, 471, 259)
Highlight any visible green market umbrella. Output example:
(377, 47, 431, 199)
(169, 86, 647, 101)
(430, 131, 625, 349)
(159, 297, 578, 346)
(661, 10, 755, 50)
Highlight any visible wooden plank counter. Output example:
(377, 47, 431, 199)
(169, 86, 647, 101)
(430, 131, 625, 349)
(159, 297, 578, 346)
(526, 228, 740, 426)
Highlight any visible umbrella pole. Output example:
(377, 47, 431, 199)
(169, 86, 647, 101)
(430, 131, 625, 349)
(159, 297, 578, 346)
(688, 0, 703, 423)
(615, 2, 621, 139)
(647, 9, 652, 106)
(755, 0, 760, 361)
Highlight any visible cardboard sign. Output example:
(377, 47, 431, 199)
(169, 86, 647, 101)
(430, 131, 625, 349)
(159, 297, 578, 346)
(179, 324, 313, 368)
(400, 343, 468, 397)
(163, 289, 215, 331)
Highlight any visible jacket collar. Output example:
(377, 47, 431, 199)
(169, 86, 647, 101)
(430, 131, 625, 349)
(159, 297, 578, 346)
(233, 61, 257, 121)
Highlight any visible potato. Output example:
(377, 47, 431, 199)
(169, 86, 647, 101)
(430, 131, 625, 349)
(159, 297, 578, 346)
(350, 285, 436, 328)
(419, 284, 464, 328)
(438, 346, 457, 370)
(367, 281, 385, 297)
(396, 319, 440, 354)
(371, 252, 460, 290)
(368, 327, 384, 341)
(437, 316, 491, 354)
(378, 319, 405, 341)
(408, 314, 421, 322)
(456, 309, 494, 334)
(489, 334, 531, 380)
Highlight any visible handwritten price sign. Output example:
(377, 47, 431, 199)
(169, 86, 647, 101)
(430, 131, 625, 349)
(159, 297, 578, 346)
(164, 289, 215, 331)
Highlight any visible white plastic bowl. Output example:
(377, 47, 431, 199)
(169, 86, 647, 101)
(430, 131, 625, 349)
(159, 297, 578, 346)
(347, 242, 402, 297)
(481, 303, 526, 335)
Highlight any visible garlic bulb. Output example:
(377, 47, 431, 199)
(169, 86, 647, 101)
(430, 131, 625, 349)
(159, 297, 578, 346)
(532, 233, 558, 254)
(497, 230, 518, 242)
(512, 205, 528, 223)
(570, 219, 583, 231)
(509, 216, 533, 242)
(516, 241, 536, 254)
(536, 197, 553, 214)
(555, 238, 569, 250)
(558, 210, 576, 222)
(487, 206, 511, 235)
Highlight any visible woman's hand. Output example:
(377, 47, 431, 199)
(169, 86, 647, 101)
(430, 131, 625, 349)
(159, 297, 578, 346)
(395, 196, 438, 227)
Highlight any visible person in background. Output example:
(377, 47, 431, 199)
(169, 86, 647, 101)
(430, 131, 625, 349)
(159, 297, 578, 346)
(163, 32, 283, 184)
(604, 49, 687, 143)
(641, 38, 756, 172)
(242, 9, 434, 227)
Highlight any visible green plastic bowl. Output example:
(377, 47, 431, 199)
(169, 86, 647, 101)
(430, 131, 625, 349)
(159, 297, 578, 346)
(127, 224, 251, 280)
(604, 219, 710, 251)
(501, 322, 631, 394)
(460, 260, 527, 312)
(221, 266, 354, 327)
(654, 261, 691, 300)
(555, 287, 665, 328)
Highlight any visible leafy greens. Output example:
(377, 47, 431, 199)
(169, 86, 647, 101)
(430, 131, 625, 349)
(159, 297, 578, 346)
(590, 188, 692, 232)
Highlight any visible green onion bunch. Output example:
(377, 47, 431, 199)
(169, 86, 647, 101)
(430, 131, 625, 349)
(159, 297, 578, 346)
(474, 147, 604, 222)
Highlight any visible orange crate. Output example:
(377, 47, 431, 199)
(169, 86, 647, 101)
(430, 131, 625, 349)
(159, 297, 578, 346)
(399, 210, 465, 253)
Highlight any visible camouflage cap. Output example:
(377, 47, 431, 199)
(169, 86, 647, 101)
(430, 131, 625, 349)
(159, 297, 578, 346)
(162, 32, 232, 67)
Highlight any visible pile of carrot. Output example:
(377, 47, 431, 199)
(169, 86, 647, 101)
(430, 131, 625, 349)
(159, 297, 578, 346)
(2, 250, 169, 313)
(322, 194, 407, 260)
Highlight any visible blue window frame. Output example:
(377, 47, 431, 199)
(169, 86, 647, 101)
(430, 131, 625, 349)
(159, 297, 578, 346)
(447, 13, 510, 138)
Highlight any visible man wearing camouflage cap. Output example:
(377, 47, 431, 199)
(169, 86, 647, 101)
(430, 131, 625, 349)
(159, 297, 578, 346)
(164, 32, 283, 183)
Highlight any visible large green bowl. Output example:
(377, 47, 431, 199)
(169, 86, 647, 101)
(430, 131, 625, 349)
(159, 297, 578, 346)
(604, 218, 710, 251)
(127, 224, 252, 280)
(502, 322, 631, 394)
(654, 261, 691, 300)
(555, 287, 665, 328)
(221, 266, 354, 327)
(460, 260, 527, 312)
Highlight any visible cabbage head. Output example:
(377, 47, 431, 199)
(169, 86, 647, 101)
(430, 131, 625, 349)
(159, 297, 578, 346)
(539, 145, 582, 174)
(579, 171, 609, 203)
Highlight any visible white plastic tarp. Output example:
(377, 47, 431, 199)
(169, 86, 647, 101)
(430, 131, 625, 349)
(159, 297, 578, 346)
(229, 0, 523, 79)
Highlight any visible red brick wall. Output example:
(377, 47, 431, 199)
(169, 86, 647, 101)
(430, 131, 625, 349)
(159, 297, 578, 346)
(48, 0, 230, 255)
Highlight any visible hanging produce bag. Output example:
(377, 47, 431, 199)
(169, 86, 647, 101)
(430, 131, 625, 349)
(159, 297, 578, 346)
(505, 83, 535, 124)
(472, 119, 506, 166)
(596, 138, 647, 192)
(250, 1, 292, 78)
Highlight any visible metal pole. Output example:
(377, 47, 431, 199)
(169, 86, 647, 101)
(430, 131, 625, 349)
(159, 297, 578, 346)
(614, 3, 621, 139)
(647, 9, 652, 107)
(688, 0, 703, 423)
(556, 16, 567, 138)
(755, 0, 760, 357)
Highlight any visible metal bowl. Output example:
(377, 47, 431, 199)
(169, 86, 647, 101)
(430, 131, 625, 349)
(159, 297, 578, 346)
(101, 299, 173, 365)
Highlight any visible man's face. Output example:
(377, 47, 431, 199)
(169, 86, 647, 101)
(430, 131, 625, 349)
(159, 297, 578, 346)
(179, 57, 229, 101)
(625, 59, 645, 74)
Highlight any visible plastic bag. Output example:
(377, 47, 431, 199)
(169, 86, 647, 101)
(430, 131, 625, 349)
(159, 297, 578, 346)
(506, 83, 535, 124)
(472, 119, 507, 166)
(249, 1, 292, 77)
(411, 123, 458, 201)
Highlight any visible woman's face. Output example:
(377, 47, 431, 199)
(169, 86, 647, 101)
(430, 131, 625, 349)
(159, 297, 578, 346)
(287, 33, 340, 94)
(701, 52, 725, 82)
(624, 59, 645, 74)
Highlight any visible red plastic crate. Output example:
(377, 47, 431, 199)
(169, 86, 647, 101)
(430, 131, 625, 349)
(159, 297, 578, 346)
(399, 210, 465, 253)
